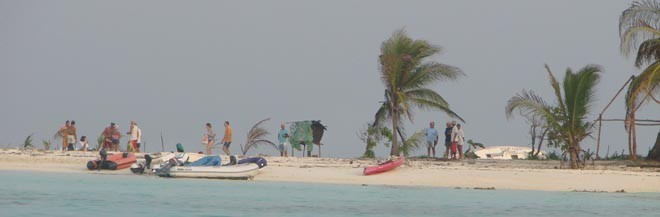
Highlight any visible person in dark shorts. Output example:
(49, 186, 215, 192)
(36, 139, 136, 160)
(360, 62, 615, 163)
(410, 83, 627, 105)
(444, 122, 453, 159)
(221, 121, 232, 155)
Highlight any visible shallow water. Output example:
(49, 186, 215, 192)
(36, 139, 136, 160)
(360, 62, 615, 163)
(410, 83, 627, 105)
(1, 171, 659, 217)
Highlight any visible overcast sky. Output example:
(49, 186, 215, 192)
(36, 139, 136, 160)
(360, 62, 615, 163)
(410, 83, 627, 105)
(1, 0, 658, 157)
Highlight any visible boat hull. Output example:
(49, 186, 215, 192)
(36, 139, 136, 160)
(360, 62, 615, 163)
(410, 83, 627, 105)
(363, 157, 405, 175)
(87, 152, 136, 170)
(160, 163, 261, 180)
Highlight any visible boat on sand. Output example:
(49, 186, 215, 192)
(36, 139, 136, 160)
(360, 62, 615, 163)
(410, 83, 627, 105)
(156, 156, 267, 180)
(363, 156, 405, 175)
(87, 152, 136, 170)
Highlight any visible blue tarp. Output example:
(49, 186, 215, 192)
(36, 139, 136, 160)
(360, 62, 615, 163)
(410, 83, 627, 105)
(189, 156, 222, 166)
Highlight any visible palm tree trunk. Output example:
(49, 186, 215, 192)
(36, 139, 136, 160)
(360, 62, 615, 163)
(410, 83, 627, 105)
(627, 120, 633, 160)
(530, 125, 536, 157)
(570, 145, 579, 169)
(390, 111, 399, 156)
(596, 115, 602, 160)
(534, 128, 548, 157)
(631, 112, 638, 160)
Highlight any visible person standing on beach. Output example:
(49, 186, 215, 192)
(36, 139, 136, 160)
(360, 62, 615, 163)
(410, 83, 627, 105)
(278, 123, 290, 157)
(101, 123, 115, 150)
(58, 120, 70, 151)
(444, 122, 453, 159)
(127, 121, 142, 153)
(453, 123, 465, 160)
(221, 121, 232, 156)
(67, 121, 78, 151)
(425, 122, 439, 158)
(450, 121, 458, 159)
(111, 124, 121, 151)
(204, 123, 216, 155)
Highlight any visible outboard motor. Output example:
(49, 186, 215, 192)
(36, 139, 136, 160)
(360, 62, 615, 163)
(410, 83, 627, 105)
(144, 154, 153, 169)
(222, 155, 237, 166)
(98, 149, 108, 171)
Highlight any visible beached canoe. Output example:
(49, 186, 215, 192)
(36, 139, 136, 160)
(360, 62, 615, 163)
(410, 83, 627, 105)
(158, 163, 261, 180)
(363, 156, 405, 175)
(87, 152, 136, 170)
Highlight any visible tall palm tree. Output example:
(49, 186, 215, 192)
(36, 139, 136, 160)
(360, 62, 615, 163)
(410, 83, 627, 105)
(619, 0, 660, 160)
(377, 29, 465, 156)
(506, 64, 602, 169)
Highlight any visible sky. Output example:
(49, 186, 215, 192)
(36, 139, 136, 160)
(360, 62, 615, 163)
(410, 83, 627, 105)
(1, 0, 658, 158)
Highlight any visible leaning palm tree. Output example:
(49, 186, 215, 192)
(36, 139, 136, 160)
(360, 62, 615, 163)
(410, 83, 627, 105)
(238, 118, 277, 155)
(377, 29, 465, 156)
(619, 0, 660, 160)
(506, 64, 603, 169)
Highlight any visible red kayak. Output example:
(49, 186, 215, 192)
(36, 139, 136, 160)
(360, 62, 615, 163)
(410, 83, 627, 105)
(363, 156, 405, 175)
(87, 152, 136, 170)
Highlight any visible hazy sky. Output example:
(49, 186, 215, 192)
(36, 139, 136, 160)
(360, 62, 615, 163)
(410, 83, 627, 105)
(1, 0, 658, 157)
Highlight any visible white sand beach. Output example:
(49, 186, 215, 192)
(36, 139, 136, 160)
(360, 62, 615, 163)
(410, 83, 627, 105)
(1, 148, 659, 193)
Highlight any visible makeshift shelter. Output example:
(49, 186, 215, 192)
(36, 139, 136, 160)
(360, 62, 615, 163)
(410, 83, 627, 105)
(288, 120, 327, 157)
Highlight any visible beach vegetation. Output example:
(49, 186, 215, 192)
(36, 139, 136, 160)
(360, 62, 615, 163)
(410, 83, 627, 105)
(376, 28, 465, 156)
(546, 150, 560, 161)
(239, 118, 277, 155)
(96, 135, 104, 150)
(42, 140, 51, 150)
(358, 123, 392, 158)
(506, 64, 603, 169)
(516, 110, 552, 158)
(400, 130, 424, 157)
(463, 140, 485, 159)
(619, 0, 660, 160)
(23, 134, 33, 149)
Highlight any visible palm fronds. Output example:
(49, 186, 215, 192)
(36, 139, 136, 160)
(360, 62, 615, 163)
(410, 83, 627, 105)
(240, 118, 277, 155)
(400, 130, 424, 157)
(619, 0, 660, 60)
(505, 64, 602, 169)
(377, 28, 465, 156)
(97, 135, 105, 150)
(42, 140, 51, 150)
(23, 134, 33, 149)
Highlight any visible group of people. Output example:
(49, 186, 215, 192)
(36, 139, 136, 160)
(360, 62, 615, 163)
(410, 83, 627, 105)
(57, 120, 80, 151)
(56, 120, 142, 153)
(425, 121, 465, 160)
(100, 121, 142, 152)
(202, 121, 232, 155)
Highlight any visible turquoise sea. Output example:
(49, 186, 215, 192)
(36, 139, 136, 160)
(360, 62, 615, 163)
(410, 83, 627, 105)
(1, 171, 659, 217)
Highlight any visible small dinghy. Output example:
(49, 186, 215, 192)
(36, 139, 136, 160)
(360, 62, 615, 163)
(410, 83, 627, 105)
(157, 156, 266, 180)
(87, 150, 136, 170)
(363, 156, 404, 175)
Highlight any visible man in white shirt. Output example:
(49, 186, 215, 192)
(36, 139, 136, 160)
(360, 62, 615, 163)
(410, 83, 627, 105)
(452, 123, 465, 160)
(128, 121, 142, 153)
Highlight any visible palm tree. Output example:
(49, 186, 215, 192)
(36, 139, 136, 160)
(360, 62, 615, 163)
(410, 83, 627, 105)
(506, 64, 602, 169)
(619, 0, 660, 160)
(377, 29, 465, 156)
(238, 118, 277, 155)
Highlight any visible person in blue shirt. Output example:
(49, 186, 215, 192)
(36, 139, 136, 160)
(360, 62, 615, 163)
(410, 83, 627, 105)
(277, 123, 290, 157)
(425, 122, 439, 158)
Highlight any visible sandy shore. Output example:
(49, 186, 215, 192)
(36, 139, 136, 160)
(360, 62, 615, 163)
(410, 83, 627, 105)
(1, 148, 660, 192)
